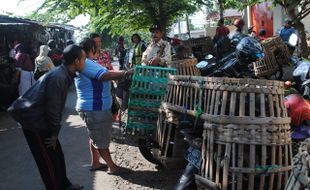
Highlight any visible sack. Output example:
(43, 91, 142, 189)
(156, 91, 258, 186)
(110, 85, 120, 115)
(111, 96, 120, 115)
(34, 69, 47, 80)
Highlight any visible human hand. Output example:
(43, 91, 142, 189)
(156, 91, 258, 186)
(126, 69, 134, 76)
(149, 57, 160, 65)
(45, 136, 57, 150)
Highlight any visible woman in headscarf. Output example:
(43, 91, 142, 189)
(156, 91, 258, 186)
(15, 43, 35, 96)
(34, 45, 55, 80)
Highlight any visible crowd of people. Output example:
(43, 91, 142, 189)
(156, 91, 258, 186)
(4, 17, 300, 189)
(7, 23, 175, 190)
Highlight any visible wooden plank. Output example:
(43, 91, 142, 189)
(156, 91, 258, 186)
(268, 94, 275, 117)
(237, 144, 244, 190)
(276, 145, 283, 189)
(164, 123, 173, 157)
(248, 128, 256, 190)
(214, 91, 221, 115)
(250, 93, 255, 117)
(232, 143, 236, 190)
(206, 89, 212, 114)
(223, 142, 232, 190)
(201, 129, 207, 177)
(259, 128, 267, 190)
(239, 92, 246, 116)
(229, 92, 237, 116)
(274, 94, 281, 117)
(260, 93, 266, 117)
(161, 120, 168, 150)
(268, 133, 276, 190)
(284, 139, 289, 182)
(205, 128, 211, 178)
(215, 144, 222, 185)
(221, 91, 228, 115)
(209, 127, 215, 181)
(203, 89, 207, 113)
(190, 87, 194, 111)
(210, 89, 216, 115)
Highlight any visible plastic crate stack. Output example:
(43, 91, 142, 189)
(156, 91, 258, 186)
(126, 65, 177, 134)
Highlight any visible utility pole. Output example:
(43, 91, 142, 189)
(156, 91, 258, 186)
(178, 17, 181, 36)
(186, 14, 191, 38)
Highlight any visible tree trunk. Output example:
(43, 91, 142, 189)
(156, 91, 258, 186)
(218, 0, 224, 20)
(285, 6, 310, 58)
(294, 21, 309, 58)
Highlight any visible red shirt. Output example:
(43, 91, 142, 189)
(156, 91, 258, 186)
(95, 49, 113, 70)
(216, 26, 230, 37)
(284, 94, 310, 126)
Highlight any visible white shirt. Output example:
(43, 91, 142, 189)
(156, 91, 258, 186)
(9, 48, 16, 59)
(142, 39, 171, 66)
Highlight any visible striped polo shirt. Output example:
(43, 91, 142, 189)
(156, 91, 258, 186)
(75, 58, 112, 111)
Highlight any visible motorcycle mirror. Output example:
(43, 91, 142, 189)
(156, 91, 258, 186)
(196, 61, 209, 68)
(205, 54, 213, 60)
(288, 33, 298, 47)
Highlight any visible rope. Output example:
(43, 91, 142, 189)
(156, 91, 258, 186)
(194, 80, 203, 127)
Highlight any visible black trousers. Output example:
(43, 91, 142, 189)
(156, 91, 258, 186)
(22, 128, 72, 190)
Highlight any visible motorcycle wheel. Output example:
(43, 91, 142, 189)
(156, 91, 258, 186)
(138, 138, 162, 165)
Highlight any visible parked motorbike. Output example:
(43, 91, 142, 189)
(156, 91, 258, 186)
(174, 127, 203, 190)
(292, 57, 310, 97)
(197, 37, 264, 78)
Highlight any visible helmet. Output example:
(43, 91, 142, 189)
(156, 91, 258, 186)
(233, 19, 245, 28)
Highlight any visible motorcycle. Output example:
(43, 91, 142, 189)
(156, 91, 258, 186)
(174, 127, 203, 190)
(291, 56, 310, 98)
(197, 37, 265, 78)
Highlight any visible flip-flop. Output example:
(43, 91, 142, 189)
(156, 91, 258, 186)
(107, 167, 131, 175)
(89, 164, 108, 171)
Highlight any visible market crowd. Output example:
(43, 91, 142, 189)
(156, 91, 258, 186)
(5, 18, 300, 190)
(7, 24, 175, 190)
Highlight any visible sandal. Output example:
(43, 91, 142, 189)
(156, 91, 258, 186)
(89, 164, 108, 171)
(107, 167, 131, 175)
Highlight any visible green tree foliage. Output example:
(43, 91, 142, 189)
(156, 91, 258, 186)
(28, 0, 198, 37)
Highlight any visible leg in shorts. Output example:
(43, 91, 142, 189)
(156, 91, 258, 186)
(79, 110, 113, 149)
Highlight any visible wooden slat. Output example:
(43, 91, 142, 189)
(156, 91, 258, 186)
(209, 126, 215, 181)
(221, 91, 228, 115)
(259, 127, 267, 190)
(222, 129, 232, 190)
(215, 144, 222, 185)
(268, 133, 276, 190)
(250, 93, 255, 117)
(248, 128, 256, 190)
(276, 145, 283, 189)
(164, 123, 173, 157)
(239, 92, 246, 116)
(201, 129, 207, 177)
(214, 91, 221, 115)
(232, 143, 236, 190)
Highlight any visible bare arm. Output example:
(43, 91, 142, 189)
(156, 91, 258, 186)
(100, 70, 133, 81)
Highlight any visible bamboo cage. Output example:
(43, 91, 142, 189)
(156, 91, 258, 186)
(196, 77, 292, 190)
(167, 58, 200, 76)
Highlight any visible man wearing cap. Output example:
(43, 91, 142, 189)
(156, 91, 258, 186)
(142, 24, 171, 66)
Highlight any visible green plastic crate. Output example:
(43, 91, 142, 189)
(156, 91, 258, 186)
(126, 66, 176, 130)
